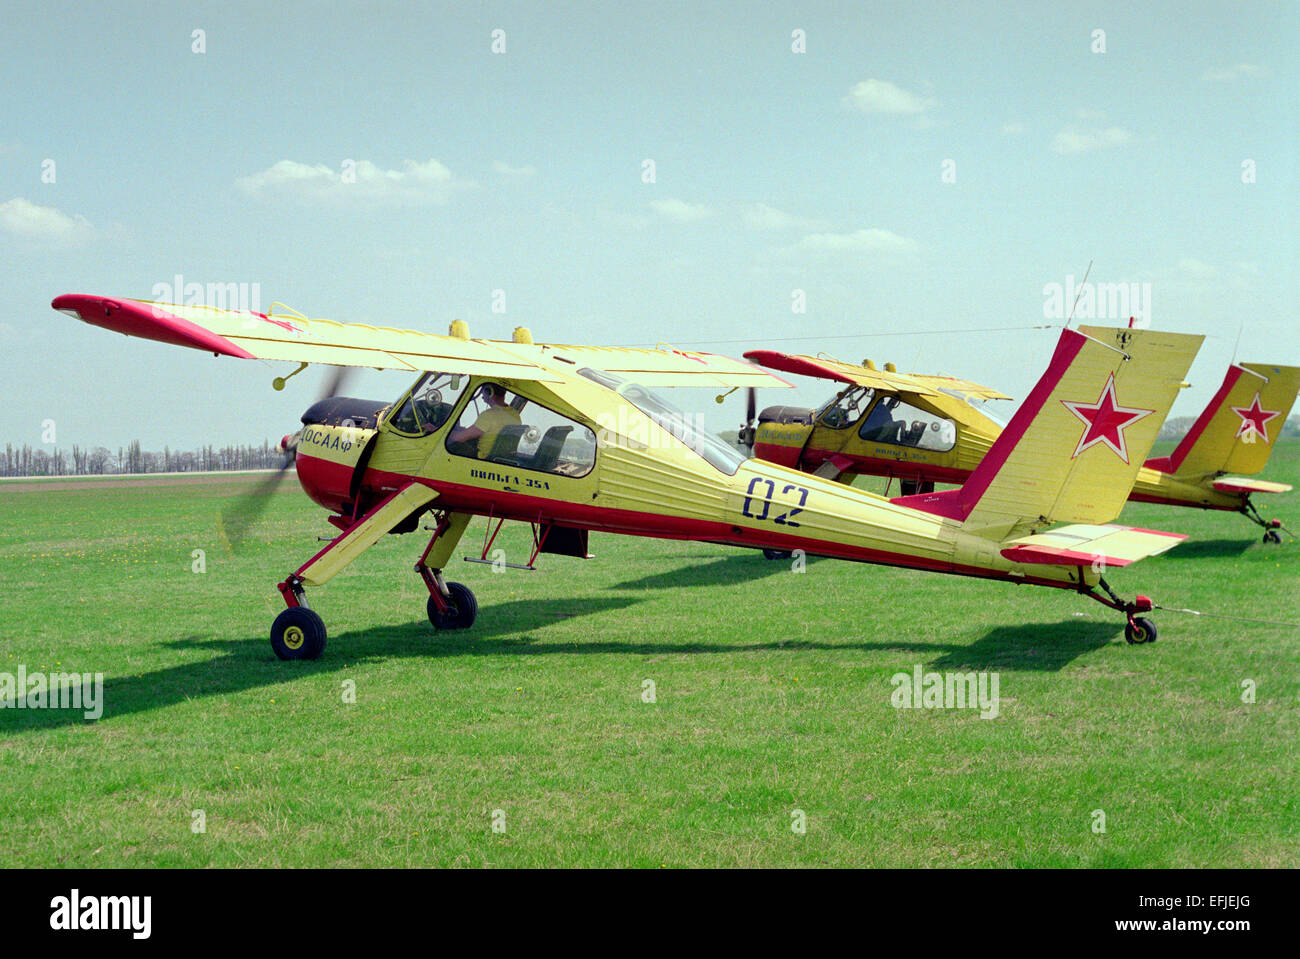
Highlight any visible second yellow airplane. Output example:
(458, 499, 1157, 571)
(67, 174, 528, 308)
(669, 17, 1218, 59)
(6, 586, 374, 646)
(745, 333, 1297, 542)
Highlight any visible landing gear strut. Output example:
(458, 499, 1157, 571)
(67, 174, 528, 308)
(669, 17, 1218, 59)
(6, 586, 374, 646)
(1241, 499, 1286, 544)
(1085, 576, 1158, 645)
(416, 514, 477, 631)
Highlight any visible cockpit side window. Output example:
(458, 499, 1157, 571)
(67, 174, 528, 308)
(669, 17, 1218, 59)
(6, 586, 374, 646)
(858, 396, 956, 452)
(446, 383, 596, 477)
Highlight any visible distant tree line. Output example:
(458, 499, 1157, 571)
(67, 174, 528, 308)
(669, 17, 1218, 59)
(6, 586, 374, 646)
(1159, 415, 1300, 440)
(1, 441, 282, 477)
(4, 416, 1299, 477)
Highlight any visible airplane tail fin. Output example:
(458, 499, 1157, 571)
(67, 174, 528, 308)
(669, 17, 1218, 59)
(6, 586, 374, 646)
(1143, 361, 1300, 479)
(893, 326, 1203, 534)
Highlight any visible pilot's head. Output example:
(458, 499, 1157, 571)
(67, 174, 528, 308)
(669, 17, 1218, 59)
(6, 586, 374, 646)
(481, 383, 508, 405)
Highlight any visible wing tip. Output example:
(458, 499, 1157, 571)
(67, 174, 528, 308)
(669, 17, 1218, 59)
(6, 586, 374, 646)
(50, 293, 256, 359)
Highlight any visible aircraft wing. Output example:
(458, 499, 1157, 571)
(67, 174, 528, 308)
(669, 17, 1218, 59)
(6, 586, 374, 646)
(743, 350, 1010, 400)
(744, 350, 938, 396)
(52, 294, 563, 380)
(52, 295, 794, 390)
(508, 342, 795, 389)
(905, 374, 1012, 401)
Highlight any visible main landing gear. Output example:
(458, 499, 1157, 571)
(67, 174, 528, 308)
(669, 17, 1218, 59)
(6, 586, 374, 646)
(416, 514, 477, 632)
(1085, 576, 1159, 645)
(269, 511, 477, 660)
(1241, 499, 1287, 544)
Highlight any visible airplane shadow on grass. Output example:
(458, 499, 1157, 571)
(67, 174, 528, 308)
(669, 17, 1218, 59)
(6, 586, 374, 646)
(928, 620, 1119, 672)
(609, 552, 825, 590)
(0, 598, 1120, 734)
(1156, 537, 1258, 560)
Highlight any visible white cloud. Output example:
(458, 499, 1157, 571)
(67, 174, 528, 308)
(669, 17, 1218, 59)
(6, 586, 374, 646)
(740, 203, 829, 232)
(1175, 258, 1218, 281)
(492, 161, 537, 178)
(1051, 125, 1133, 154)
(0, 197, 93, 243)
(843, 79, 936, 115)
(785, 227, 918, 256)
(1203, 63, 1268, 82)
(650, 198, 716, 223)
(1000, 120, 1026, 135)
(236, 158, 474, 205)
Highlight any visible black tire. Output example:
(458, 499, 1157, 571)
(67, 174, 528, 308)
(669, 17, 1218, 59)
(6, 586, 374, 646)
(428, 582, 478, 630)
(761, 548, 793, 561)
(1263, 529, 1282, 544)
(1124, 616, 1157, 645)
(271, 606, 327, 660)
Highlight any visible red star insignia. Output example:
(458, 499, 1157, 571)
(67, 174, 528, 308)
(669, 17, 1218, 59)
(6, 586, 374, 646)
(1230, 391, 1279, 443)
(1060, 373, 1154, 464)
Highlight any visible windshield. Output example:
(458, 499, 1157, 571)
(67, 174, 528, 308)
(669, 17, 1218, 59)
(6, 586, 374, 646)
(386, 371, 469, 435)
(814, 386, 872, 429)
(579, 368, 746, 475)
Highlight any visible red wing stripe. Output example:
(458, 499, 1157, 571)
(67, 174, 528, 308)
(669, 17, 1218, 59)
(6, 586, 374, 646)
(742, 350, 858, 385)
(52, 294, 256, 359)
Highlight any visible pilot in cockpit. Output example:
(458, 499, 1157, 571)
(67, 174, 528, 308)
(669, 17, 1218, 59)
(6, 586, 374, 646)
(448, 384, 522, 457)
(859, 397, 905, 444)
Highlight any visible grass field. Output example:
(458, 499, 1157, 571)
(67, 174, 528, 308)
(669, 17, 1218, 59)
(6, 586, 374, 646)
(0, 442, 1296, 867)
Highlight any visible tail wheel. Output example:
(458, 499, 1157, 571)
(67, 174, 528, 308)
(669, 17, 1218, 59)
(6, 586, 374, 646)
(428, 582, 478, 630)
(761, 549, 793, 561)
(1263, 529, 1282, 544)
(1124, 617, 1158, 645)
(271, 607, 327, 660)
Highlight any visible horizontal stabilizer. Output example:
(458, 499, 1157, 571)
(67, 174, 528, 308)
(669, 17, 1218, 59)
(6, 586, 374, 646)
(1211, 476, 1293, 496)
(1000, 524, 1186, 568)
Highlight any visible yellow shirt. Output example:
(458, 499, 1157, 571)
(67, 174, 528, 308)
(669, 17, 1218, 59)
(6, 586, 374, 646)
(474, 405, 522, 459)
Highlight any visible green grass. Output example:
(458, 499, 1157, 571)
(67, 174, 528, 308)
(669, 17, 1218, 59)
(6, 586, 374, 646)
(0, 443, 1296, 867)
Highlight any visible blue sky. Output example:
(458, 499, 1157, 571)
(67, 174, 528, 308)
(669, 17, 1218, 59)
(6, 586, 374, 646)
(1, 0, 1295, 451)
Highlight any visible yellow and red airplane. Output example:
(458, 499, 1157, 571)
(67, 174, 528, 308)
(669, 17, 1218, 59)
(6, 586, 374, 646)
(744, 339, 1299, 542)
(53, 294, 1203, 659)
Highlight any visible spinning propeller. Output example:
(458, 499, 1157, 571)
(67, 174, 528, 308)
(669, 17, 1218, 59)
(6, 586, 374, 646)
(221, 365, 352, 550)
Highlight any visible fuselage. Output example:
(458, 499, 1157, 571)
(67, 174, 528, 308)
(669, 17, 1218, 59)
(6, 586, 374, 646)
(292, 371, 1096, 595)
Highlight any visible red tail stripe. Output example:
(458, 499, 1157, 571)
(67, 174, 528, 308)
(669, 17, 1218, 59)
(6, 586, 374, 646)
(890, 328, 1087, 521)
(1145, 364, 1243, 474)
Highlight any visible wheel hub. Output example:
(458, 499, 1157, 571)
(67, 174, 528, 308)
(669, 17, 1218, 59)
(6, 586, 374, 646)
(283, 625, 305, 650)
